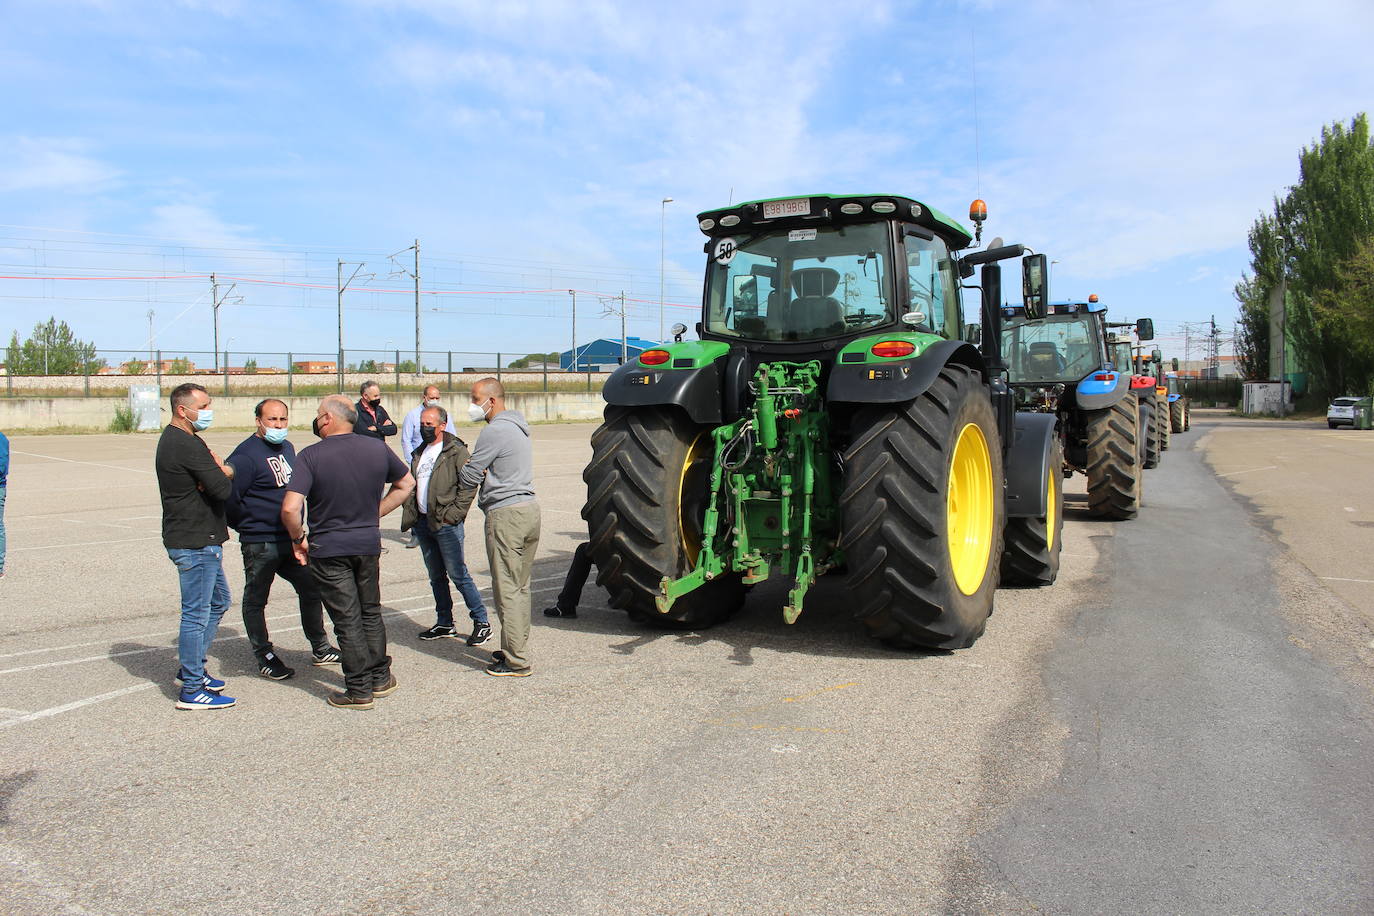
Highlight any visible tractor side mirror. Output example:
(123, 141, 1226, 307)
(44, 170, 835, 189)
(1136, 318, 1155, 341)
(1021, 254, 1049, 320)
(1171, 357, 1179, 371)
(1151, 348, 1162, 363)
(963, 323, 982, 346)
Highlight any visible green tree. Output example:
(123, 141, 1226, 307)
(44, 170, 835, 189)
(5, 317, 104, 376)
(507, 352, 560, 369)
(1313, 236, 1374, 385)
(123, 358, 148, 376)
(396, 359, 418, 374)
(1243, 114, 1374, 398)
(167, 357, 192, 374)
(243, 357, 258, 375)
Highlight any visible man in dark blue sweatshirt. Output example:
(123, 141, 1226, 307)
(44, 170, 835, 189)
(226, 398, 341, 680)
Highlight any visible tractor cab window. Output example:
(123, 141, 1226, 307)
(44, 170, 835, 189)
(904, 233, 959, 338)
(705, 223, 893, 342)
(1002, 313, 1102, 383)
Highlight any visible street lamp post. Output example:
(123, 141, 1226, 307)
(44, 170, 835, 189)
(660, 197, 674, 343)
(568, 289, 577, 372)
(1049, 259, 1060, 297)
(1277, 236, 1288, 417)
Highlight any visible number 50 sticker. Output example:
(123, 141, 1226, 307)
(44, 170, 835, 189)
(713, 237, 738, 266)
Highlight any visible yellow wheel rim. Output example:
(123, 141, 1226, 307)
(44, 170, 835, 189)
(678, 432, 711, 565)
(1045, 467, 1057, 551)
(948, 421, 995, 596)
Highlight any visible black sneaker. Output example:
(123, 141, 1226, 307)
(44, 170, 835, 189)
(485, 660, 531, 677)
(542, 605, 577, 618)
(466, 623, 493, 646)
(419, 625, 458, 640)
(311, 646, 342, 666)
(259, 652, 295, 681)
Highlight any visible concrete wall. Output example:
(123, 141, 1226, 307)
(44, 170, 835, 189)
(0, 391, 609, 430)
(1, 369, 607, 395)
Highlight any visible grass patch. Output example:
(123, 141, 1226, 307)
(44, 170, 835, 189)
(109, 403, 136, 433)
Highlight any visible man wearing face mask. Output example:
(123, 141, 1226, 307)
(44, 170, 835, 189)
(282, 395, 415, 710)
(225, 399, 342, 681)
(155, 383, 237, 710)
(401, 405, 490, 645)
(460, 378, 540, 677)
(399, 385, 455, 548)
(353, 380, 398, 441)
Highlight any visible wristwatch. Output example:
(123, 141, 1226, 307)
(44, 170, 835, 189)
(292, 534, 306, 545)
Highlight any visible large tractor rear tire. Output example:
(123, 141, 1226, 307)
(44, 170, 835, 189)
(1000, 432, 1064, 587)
(839, 363, 1004, 650)
(1183, 400, 1191, 431)
(1141, 399, 1161, 469)
(1085, 397, 1142, 520)
(1170, 399, 1185, 434)
(582, 406, 746, 629)
(1157, 395, 1170, 451)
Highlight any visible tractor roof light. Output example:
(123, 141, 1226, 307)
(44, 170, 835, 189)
(639, 349, 671, 366)
(871, 340, 916, 359)
(1088, 293, 1099, 303)
(839, 202, 864, 215)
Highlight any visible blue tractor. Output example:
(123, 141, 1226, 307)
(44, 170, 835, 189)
(998, 297, 1156, 539)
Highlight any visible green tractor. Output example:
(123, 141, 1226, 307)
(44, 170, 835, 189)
(581, 194, 1061, 650)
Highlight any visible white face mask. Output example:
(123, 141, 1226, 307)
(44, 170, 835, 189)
(467, 401, 487, 423)
(190, 407, 214, 431)
(424, 398, 441, 408)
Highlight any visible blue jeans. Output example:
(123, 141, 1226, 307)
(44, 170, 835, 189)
(0, 484, 6, 574)
(414, 515, 488, 627)
(167, 545, 231, 691)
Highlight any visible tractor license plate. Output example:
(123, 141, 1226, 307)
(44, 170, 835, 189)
(763, 198, 811, 219)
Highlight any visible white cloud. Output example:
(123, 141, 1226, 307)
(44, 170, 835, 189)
(142, 201, 257, 245)
(0, 137, 119, 193)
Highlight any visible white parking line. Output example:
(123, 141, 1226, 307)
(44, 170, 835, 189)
(0, 683, 159, 729)
(11, 535, 164, 552)
(12, 449, 156, 475)
(1216, 465, 1278, 477)
(0, 579, 566, 674)
(1319, 576, 1374, 584)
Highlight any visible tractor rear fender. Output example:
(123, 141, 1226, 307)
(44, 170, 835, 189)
(827, 339, 985, 405)
(1074, 370, 1134, 411)
(1004, 412, 1058, 518)
(599, 346, 727, 425)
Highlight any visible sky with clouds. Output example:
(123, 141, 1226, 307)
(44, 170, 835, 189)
(1, 0, 1372, 365)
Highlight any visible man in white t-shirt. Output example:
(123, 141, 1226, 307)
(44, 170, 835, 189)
(400, 385, 456, 548)
(399, 406, 490, 645)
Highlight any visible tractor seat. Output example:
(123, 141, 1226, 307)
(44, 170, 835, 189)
(1025, 341, 1065, 376)
(770, 267, 844, 338)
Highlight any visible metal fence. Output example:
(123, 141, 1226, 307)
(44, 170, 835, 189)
(0, 348, 621, 397)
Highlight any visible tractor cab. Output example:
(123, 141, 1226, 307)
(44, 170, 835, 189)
(697, 194, 973, 351)
(1001, 299, 1109, 388)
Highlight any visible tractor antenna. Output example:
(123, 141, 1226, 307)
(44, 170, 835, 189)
(970, 28, 982, 197)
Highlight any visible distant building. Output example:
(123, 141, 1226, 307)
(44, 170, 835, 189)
(293, 360, 336, 374)
(560, 337, 660, 372)
(1175, 356, 1240, 379)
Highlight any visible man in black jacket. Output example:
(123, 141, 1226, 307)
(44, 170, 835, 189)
(353, 380, 397, 440)
(226, 398, 341, 681)
(155, 382, 237, 711)
(400, 406, 490, 645)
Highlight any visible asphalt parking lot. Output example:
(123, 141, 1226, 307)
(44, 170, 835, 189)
(1, 414, 1370, 913)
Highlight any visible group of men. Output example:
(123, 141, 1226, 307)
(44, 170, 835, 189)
(154, 377, 541, 711)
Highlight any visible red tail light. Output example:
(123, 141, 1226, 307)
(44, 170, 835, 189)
(1094, 373, 1113, 381)
(639, 349, 670, 366)
(870, 340, 916, 359)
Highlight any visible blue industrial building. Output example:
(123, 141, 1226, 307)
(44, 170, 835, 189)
(560, 337, 660, 371)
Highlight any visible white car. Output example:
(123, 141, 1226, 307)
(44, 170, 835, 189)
(1327, 396, 1362, 428)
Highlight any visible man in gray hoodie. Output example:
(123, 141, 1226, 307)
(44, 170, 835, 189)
(461, 378, 541, 676)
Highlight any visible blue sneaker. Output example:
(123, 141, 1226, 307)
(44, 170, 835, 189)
(175, 672, 226, 693)
(176, 687, 236, 710)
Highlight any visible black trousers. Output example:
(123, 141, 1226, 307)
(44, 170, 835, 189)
(555, 542, 594, 611)
(240, 539, 328, 661)
(310, 554, 390, 697)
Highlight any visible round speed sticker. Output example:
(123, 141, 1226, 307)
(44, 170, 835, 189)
(713, 237, 738, 266)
